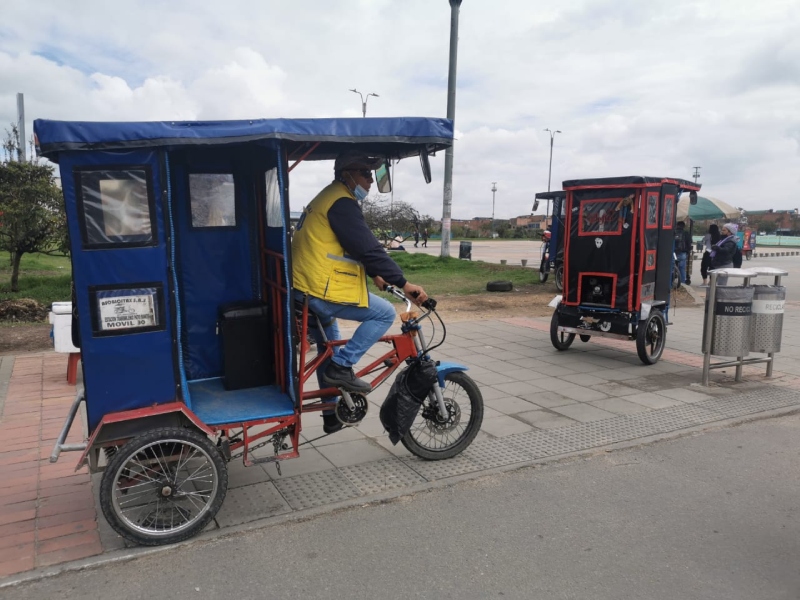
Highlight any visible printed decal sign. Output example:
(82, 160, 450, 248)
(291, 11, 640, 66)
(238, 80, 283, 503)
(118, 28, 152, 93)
(98, 294, 156, 330)
(751, 299, 784, 314)
(714, 301, 752, 317)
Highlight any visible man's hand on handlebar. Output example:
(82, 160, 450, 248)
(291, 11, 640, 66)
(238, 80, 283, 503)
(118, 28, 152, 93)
(402, 282, 428, 306)
(372, 275, 388, 291)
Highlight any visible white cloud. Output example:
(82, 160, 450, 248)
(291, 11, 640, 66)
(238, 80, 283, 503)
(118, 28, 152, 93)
(1, 0, 798, 218)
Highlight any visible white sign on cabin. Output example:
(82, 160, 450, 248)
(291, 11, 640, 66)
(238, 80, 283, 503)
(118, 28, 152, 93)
(98, 294, 156, 331)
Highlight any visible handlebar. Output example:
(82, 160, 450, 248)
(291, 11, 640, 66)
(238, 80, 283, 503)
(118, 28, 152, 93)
(384, 285, 437, 312)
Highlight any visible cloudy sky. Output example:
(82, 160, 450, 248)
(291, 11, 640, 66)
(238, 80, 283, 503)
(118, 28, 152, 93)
(1, 0, 798, 220)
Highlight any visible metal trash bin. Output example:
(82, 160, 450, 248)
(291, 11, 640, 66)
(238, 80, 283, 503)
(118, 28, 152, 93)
(749, 285, 785, 353)
(703, 285, 753, 357)
(459, 240, 472, 260)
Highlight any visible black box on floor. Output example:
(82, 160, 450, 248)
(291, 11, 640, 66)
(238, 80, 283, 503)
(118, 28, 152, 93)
(218, 301, 275, 391)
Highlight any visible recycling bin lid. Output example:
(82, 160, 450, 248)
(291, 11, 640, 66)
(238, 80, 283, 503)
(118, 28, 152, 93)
(709, 268, 758, 278)
(748, 266, 789, 276)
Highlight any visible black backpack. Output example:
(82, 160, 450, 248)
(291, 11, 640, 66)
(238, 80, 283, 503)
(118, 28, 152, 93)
(673, 230, 686, 253)
(732, 245, 743, 268)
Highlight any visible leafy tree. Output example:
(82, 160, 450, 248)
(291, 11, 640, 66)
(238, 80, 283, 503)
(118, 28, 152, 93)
(0, 125, 68, 291)
(362, 193, 421, 245)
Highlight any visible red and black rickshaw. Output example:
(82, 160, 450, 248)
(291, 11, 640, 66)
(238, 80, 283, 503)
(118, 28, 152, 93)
(550, 176, 700, 364)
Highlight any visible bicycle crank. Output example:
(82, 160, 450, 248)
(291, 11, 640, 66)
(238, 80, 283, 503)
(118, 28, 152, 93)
(335, 393, 369, 426)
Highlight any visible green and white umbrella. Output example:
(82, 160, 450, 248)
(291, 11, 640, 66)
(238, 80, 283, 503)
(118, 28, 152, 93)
(676, 194, 741, 221)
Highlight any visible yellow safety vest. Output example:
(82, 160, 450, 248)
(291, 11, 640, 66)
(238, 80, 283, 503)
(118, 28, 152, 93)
(292, 181, 368, 307)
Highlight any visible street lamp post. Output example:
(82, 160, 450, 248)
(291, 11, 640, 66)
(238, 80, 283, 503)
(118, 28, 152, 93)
(491, 182, 497, 238)
(349, 88, 379, 117)
(544, 128, 561, 229)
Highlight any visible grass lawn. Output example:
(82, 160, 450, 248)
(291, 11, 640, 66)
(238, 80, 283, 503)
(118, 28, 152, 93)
(389, 253, 537, 296)
(0, 251, 540, 311)
(0, 252, 72, 308)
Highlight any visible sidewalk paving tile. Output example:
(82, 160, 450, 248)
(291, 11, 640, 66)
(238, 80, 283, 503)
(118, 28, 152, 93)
(623, 392, 685, 409)
(491, 381, 542, 396)
(655, 388, 715, 403)
(548, 403, 618, 423)
(314, 439, 392, 468)
(557, 373, 609, 387)
(479, 415, 534, 437)
(551, 386, 609, 402)
(515, 410, 577, 429)
(518, 391, 578, 409)
(484, 396, 541, 414)
(588, 397, 652, 415)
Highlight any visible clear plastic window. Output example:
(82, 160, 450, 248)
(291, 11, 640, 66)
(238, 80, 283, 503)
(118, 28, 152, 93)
(78, 169, 155, 247)
(190, 174, 236, 228)
(265, 168, 282, 228)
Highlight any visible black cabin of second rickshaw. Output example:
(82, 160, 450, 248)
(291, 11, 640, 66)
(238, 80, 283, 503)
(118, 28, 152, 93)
(561, 176, 700, 312)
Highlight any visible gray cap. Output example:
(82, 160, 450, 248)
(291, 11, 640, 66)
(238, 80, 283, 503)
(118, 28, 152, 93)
(334, 151, 383, 172)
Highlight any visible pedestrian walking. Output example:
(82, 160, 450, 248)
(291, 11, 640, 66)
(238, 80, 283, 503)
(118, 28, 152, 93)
(700, 223, 720, 285)
(413, 229, 419, 247)
(422, 228, 428, 247)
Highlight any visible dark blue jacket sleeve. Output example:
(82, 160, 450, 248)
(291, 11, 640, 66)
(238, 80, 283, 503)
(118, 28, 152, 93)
(328, 198, 408, 288)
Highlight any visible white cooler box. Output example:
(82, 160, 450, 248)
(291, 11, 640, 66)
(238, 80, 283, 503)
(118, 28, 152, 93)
(49, 301, 79, 353)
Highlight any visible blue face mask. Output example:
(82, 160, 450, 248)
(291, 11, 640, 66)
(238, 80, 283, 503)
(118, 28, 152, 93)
(353, 184, 368, 202)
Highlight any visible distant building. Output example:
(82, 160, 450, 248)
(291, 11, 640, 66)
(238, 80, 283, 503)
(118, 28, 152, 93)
(745, 209, 799, 232)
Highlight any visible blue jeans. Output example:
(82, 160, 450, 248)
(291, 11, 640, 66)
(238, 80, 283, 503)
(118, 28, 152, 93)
(294, 290, 396, 392)
(676, 252, 688, 284)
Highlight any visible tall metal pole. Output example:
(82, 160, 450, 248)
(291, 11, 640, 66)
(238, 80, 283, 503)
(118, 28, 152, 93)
(544, 128, 560, 229)
(491, 182, 497, 238)
(440, 0, 462, 258)
(693, 166, 701, 183)
(16, 93, 26, 162)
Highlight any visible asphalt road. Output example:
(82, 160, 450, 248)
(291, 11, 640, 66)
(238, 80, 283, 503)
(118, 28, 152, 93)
(7, 414, 800, 599)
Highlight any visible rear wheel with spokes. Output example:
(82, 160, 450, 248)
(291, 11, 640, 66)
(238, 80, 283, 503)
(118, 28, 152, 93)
(402, 372, 484, 460)
(99, 427, 227, 546)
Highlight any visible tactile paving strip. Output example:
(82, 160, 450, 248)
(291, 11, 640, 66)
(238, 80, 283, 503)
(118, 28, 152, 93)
(505, 429, 579, 459)
(696, 388, 800, 419)
(339, 458, 426, 495)
(274, 469, 360, 510)
(462, 438, 533, 469)
(542, 422, 616, 451)
(214, 481, 292, 528)
(400, 454, 483, 481)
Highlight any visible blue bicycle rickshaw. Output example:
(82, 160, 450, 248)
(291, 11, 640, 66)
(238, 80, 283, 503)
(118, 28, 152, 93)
(534, 191, 566, 291)
(34, 116, 483, 546)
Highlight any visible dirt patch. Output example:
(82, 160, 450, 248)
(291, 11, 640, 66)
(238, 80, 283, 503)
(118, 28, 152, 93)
(0, 299, 48, 322)
(0, 323, 54, 356)
(430, 284, 699, 322)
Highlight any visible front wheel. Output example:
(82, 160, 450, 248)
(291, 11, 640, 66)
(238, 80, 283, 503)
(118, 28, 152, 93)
(554, 264, 564, 292)
(99, 427, 228, 546)
(550, 310, 575, 351)
(401, 372, 484, 460)
(636, 310, 666, 365)
(538, 255, 549, 283)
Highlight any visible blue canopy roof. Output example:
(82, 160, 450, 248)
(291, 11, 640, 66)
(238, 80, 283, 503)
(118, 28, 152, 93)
(34, 117, 453, 161)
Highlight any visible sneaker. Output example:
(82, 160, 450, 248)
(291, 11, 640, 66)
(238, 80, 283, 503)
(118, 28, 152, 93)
(322, 413, 343, 435)
(322, 361, 372, 394)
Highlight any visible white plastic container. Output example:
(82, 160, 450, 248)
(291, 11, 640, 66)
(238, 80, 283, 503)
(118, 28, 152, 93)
(49, 301, 79, 353)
